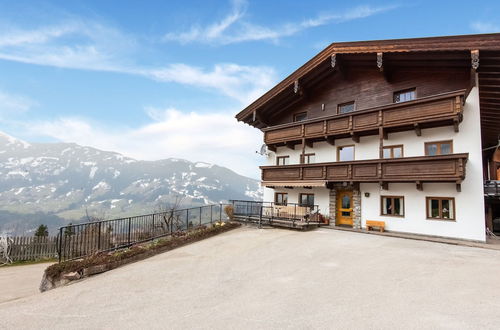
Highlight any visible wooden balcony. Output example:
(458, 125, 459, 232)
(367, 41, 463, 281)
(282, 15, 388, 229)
(261, 153, 468, 191)
(263, 90, 465, 148)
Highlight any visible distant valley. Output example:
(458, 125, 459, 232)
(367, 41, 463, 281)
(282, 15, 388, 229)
(0, 132, 262, 235)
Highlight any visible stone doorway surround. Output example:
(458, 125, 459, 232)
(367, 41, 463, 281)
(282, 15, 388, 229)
(328, 183, 361, 229)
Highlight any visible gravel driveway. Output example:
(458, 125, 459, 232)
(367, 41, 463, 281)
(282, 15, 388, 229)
(1, 227, 500, 329)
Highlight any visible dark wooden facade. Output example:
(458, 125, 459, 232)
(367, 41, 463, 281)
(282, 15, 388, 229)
(264, 90, 464, 148)
(235, 34, 500, 191)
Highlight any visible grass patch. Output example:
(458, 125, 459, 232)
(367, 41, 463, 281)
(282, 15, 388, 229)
(2, 258, 57, 267)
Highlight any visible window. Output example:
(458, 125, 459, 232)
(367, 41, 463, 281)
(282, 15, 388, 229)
(381, 196, 404, 216)
(394, 89, 416, 103)
(275, 192, 288, 206)
(338, 145, 355, 161)
(383, 145, 404, 159)
(276, 156, 290, 166)
(426, 197, 455, 220)
(299, 193, 314, 207)
(338, 101, 355, 114)
(425, 141, 453, 156)
(293, 112, 307, 122)
(302, 153, 315, 164)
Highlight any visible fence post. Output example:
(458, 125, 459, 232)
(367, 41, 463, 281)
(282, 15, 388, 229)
(127, 217, 132, 246)
(97, 222, 102, 250)
(220, 203, 222, 222)
(186, 209, 189, 230)
(259, 204, 263, 229)
(210, 205, 213, 223)
(58, 227, 63, 263)
(200, 207, 202, 227)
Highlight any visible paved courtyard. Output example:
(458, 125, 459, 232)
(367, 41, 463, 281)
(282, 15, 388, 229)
(1, 227, 500, 329)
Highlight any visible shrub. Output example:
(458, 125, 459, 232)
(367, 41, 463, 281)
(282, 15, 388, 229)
(224, 205, 234, 220)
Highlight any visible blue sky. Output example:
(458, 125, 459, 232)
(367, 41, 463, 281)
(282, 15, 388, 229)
(0, 0, 499, 178)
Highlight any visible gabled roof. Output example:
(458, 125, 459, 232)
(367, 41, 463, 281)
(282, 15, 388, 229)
(235, 33, 500, 121)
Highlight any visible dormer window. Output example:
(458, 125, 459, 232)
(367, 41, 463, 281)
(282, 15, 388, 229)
(394, 88, 416, 103)
(293, 112, 307, 122)
(338, 101, 355, 114)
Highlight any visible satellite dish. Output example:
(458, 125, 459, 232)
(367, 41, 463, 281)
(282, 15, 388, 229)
(256, 144, 271, 156)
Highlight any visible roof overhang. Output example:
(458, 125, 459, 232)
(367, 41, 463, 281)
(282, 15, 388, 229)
(261, 181, 327, 188)
(235, 33, 500, 148)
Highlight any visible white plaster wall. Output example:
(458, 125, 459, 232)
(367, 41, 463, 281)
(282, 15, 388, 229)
(269, 136, 379, 164)
(264, 88, 485, 241)
(360, 87, 485, 241)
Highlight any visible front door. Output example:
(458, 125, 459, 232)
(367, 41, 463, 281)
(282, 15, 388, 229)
(336, 190, 353, 226)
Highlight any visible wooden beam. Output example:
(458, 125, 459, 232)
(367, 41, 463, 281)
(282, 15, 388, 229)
(453, 118, 460, 133)
(331, 53, 337, 69)
(377, 52, 383, 71)
(379, 181, 388, 190)
(286, 141, 295, 150)
(414, 123, 422, 137)
(326, 136, 335, 146)
(305, 139, 313, 148)
(471, 49, 480, 71)
(304, 186, 312, 190)
(416, 181, 423, 191)
(267, 144, 277, 152)
(456, 183, 462, 192)
(284, 186, 294, 189)
(351, 132, 360, 143)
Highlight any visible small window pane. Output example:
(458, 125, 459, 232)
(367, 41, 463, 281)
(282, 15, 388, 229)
(429, 199, 440, 218)
(440, 143, 452, 155)
(276, 193, 288, 206)
(394, 198, 402, 216)
(383, 148, 391, 159)
(394, 89, 416, 103)
(442, 199, 451, 219)
(300, 194, 314, 207)
(382, 197, 390, 214)
(426, 144, 438, 156)
(338, 146, 354, 161)
(393, 147, 403, 158)
(338, 102, 355, 114)
(277, 157, 289, 165)
(341, 211, 351, 216)
(294, 112, 307, 122)
(342, 195, 351, 209)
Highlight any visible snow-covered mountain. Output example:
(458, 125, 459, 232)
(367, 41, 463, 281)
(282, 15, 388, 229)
(0, 132, 262, 234)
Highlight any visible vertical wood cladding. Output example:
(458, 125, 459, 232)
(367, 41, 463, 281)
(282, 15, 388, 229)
(272, 68, 470, 125)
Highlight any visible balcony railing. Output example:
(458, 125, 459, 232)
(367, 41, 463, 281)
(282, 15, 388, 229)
(261, 154, 468, 187)
(263, 90, 465, 147)
(485, 180, 500, 197)
(231, 200, 323, 228)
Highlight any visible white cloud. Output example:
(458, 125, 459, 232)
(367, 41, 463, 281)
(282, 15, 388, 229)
(470, 21, 500, 33)
(21, 108, 263, 178)
(143, 63, 275, 104)
(0, 90, 35, 118)
(0, 19, 276, 105)
(163, 2, 398, 45)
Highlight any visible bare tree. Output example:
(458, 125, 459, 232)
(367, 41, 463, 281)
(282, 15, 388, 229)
(155, 195, 186, 234)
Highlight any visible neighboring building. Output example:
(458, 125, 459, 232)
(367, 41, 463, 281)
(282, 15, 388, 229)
(236, 33, 500, 242)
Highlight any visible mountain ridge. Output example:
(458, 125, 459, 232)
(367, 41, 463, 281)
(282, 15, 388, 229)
(0, 132, 262, 234)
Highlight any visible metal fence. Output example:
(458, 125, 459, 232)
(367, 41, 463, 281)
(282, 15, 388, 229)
(231, 200, 321, 224)
(57, 204, 231, 262)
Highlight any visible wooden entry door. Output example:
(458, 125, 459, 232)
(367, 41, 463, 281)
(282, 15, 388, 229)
(336, 190, 354, 226)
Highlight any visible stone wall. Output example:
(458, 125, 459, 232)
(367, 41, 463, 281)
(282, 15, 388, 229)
(328, 184, 361, 229)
